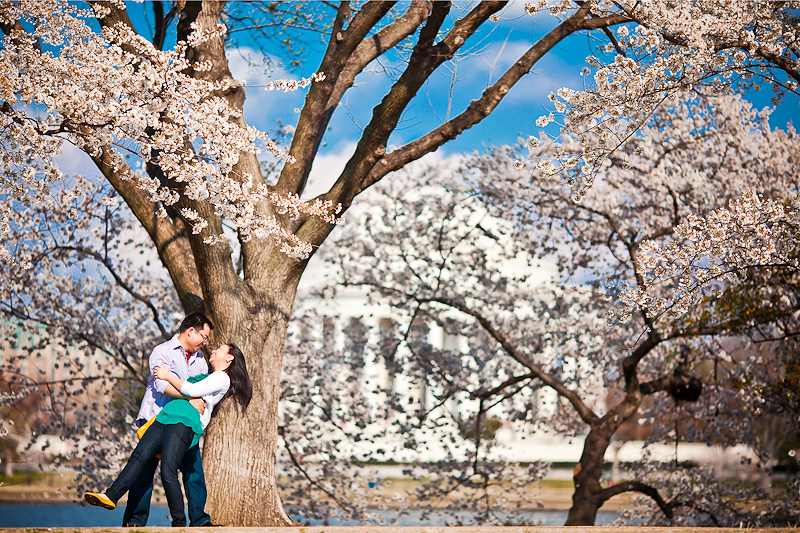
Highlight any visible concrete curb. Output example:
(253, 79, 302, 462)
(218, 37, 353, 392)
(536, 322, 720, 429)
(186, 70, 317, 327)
(0, 526, 800, 533)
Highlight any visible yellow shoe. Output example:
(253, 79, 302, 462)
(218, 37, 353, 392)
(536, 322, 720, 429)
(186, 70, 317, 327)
(84, 491, 116, 510)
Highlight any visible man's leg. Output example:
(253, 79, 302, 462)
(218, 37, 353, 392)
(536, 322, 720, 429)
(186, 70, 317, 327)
(180, 444, 212, 526)
(160, 424, 194, 527)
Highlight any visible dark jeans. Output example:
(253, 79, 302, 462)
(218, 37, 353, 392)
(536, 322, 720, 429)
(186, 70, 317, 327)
(122, 444, 211, 527)
(106, 421, 205, 527)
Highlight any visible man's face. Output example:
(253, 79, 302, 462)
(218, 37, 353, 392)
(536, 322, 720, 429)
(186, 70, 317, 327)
(188, 324, 211, 353)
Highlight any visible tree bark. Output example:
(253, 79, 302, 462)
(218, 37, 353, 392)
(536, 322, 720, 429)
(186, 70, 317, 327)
(201, 279, 301, 525)
(566, 407, 635, 525)
(168, 1, 301, 525)
(565, 333, 659, 525)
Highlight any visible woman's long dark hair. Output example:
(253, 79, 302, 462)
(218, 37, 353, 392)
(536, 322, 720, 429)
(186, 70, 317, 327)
(211, 342, 253, 417)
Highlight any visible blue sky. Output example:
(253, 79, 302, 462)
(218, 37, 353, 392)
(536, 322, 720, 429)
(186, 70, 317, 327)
(108, 2, 800, 190)
(217, 2, 799, 154)
(225, 2, 605, 155)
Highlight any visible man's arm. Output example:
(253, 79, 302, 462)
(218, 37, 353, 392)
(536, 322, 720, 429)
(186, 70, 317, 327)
(149, 346, 173, 394)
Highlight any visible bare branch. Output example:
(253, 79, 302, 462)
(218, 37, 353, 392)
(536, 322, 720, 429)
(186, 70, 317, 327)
(53, 245, 170, 340)
(357, 7, 631, 192)
(85, 142, 204, 314)
(598, 480, 673, 519)
(417, 294, 599, 424)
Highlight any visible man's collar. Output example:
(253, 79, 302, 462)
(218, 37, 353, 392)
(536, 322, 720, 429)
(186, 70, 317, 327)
(169, 334, 196, 356)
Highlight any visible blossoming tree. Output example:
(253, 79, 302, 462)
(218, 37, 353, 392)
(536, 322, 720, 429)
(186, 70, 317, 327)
(2, 0, 798, 525)
(299, 93, 800, 526)
(0, 0, 632, 525)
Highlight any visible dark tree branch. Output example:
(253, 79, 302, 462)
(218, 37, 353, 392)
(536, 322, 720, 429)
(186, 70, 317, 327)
(416, 294, 599, 424)
(598, 480, 673, 519)
(325, 1, 431, 126)
(277, 1, 398, 197)
(474, 372, 536, 400)
(639, 374, 673, 395)
(0, 304, 145, 384)
(53, 245, 170, 340)
(278, 430, 353, 520)
(600, 25, 627, 56)
(84, 142, 203, 315)
(356, 7, 631, 194)
(1, 371, 135, 389)
(621, 332, 660, 396)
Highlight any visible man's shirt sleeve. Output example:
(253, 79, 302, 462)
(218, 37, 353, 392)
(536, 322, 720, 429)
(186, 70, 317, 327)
(149, 345, 172, 394)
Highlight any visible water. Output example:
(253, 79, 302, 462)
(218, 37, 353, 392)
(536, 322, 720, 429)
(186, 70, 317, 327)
(0, 502, 619, 527)
(0, 502, 174, 527)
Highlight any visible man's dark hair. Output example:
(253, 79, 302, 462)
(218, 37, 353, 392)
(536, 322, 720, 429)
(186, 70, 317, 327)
(179, 312, 214, 334)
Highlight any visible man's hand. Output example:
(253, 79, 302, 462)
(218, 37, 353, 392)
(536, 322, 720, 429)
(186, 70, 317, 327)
(189, 398, 205, 415)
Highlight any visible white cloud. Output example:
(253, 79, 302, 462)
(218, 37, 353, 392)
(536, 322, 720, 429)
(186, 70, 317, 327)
(53, 140, 102, 178)
(302, 142, 357, 200)
(504, 63, 583, 105)
(226, 47, 307, 130)
(227, 46, 289, 87)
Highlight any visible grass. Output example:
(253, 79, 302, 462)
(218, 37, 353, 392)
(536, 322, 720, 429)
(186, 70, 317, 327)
(0, 471, 75, 498)
(0, 472, 52, 485)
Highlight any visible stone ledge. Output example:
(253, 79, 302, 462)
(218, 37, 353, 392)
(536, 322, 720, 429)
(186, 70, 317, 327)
(0, 526, 800, 533)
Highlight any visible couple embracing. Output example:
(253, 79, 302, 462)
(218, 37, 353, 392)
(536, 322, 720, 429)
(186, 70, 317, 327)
(84, 313, 252, 527)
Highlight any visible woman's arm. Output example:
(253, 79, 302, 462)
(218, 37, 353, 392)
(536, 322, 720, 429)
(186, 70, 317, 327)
(179, 372, 229, 397)
(163, 383, 191, 399)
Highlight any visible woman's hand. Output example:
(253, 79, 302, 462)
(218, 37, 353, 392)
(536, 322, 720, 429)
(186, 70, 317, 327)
(154, 365, 186, 394)
(153, 366, 172, 380)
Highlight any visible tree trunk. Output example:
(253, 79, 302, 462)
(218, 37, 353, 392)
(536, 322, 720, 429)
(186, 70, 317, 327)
(167, 2, 300, 523)
(201, 280, 300, 526)
(565, 387, 644, 525)
(565, 425, 609, 525)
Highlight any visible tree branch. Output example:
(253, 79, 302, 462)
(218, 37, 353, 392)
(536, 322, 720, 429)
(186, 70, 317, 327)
(325, 1, 431, 126)
(598, 480, 673, 519)
(416, 294, 599, 424)
(295, 2, 508, 249)
(0, 304, 145, 384)
(52, 245, 170, 340)
(276, 1, 398, 197)
(327, 1, 500, 205)
(621, 332, 660, 395)
(85, 143, 204, 314)
(639, 374, 673, 395)
(473, 372, 536, 400)
(357, 7, 631, 193)
(278, 429, 354, 519)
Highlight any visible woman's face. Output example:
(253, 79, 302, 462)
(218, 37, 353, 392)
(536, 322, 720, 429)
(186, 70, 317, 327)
(209, 344, 233, 372)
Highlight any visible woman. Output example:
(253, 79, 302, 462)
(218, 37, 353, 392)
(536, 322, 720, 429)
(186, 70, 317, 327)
(84, 343, 252, 526)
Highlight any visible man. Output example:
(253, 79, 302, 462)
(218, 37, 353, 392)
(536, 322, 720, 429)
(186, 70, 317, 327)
(123, 312, 215, 527)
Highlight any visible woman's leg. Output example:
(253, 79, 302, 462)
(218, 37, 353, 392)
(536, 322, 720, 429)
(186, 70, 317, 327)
(105, 422, 164, 503)
(159, 423, 195, 527)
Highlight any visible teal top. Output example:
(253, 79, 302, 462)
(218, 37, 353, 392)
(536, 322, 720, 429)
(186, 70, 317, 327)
(156, 374, 208, 448)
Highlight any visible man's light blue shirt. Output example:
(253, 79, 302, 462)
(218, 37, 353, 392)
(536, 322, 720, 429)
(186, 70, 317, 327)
(135, 334, 208, 426)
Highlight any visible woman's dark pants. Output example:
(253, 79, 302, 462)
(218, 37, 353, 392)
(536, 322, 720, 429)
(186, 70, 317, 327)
(105, 421, 195, 527)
